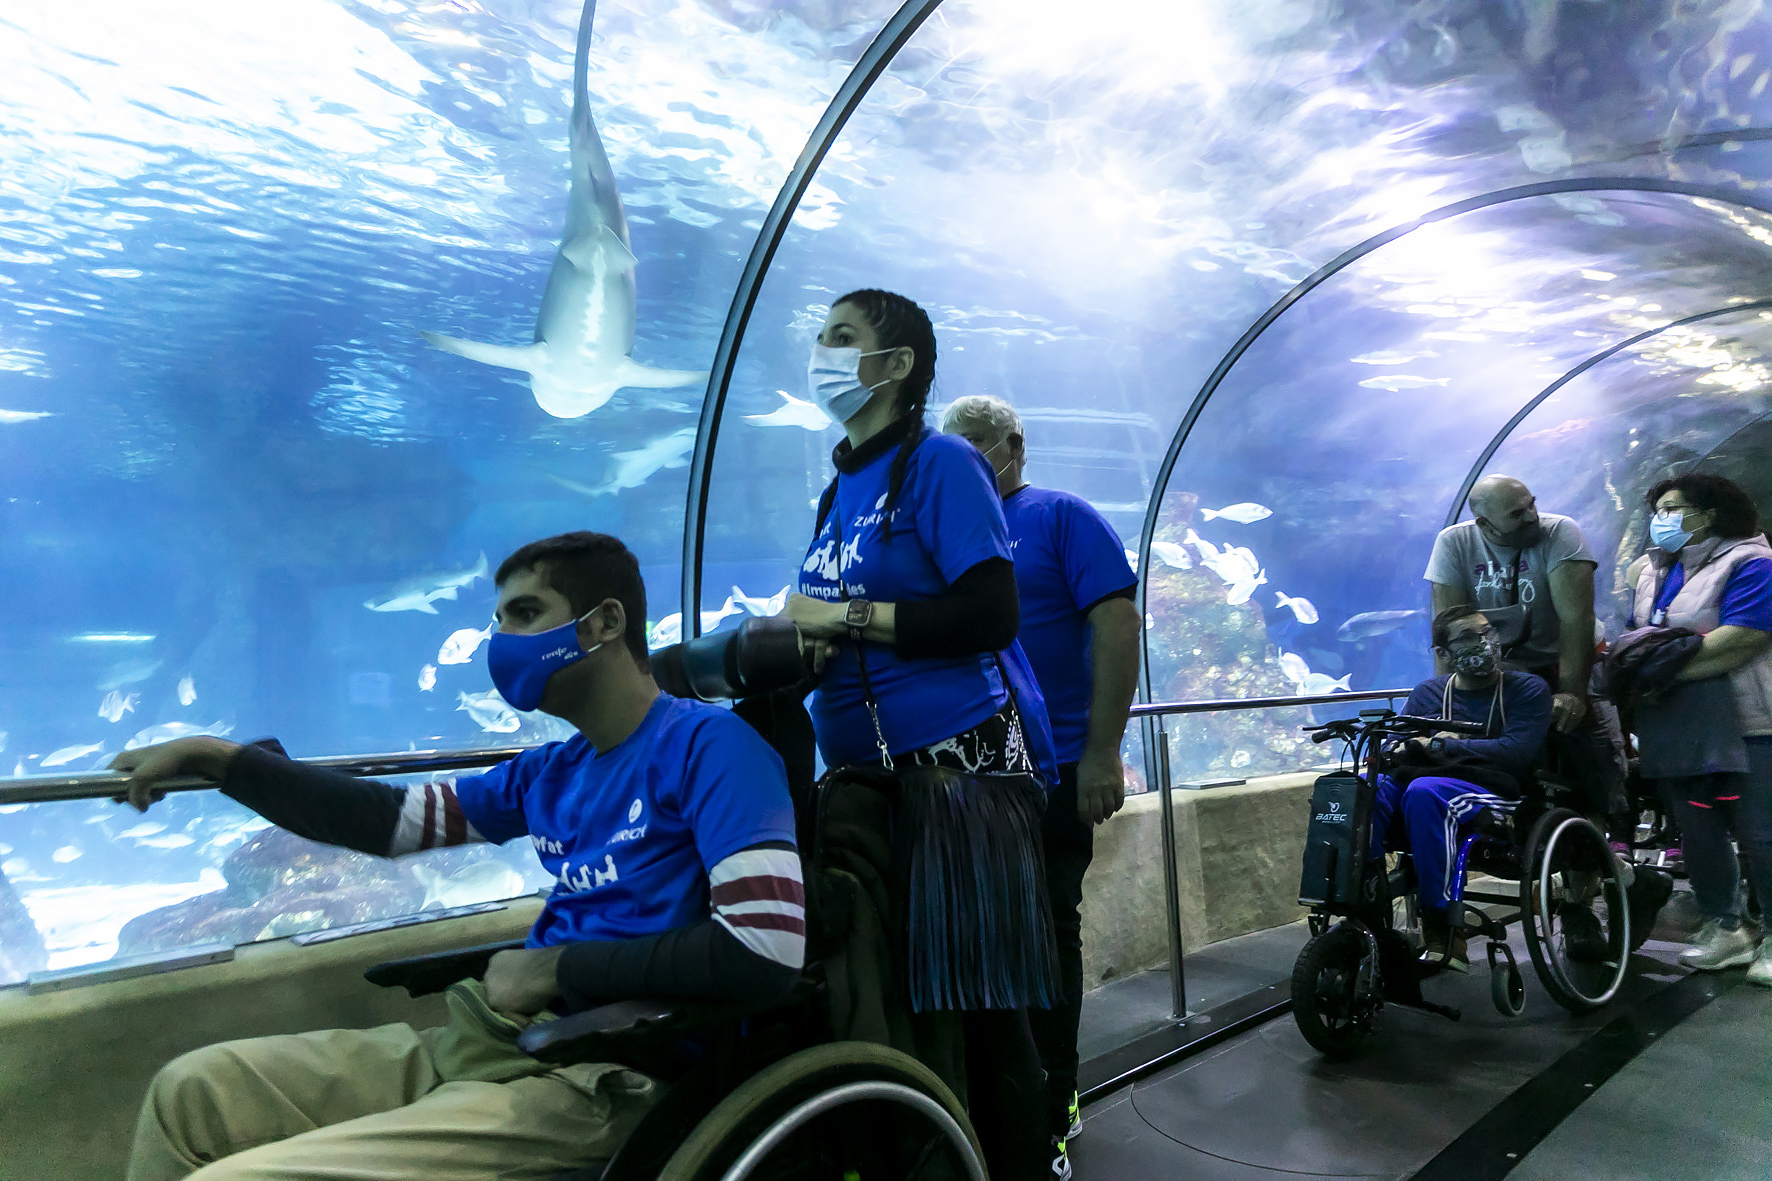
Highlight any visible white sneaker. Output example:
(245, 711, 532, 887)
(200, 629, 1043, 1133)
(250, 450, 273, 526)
(1679, 918, 1758, 970)
(1747, 942, 1772, 989)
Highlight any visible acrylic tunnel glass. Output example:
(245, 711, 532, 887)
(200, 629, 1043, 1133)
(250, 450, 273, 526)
(1143, 189, 1772, 789)
(0, 771, 556, 987)
(695, 0, 1772, 625)
(1472, 303, 1772, 630)
(0, 0, 894, 984)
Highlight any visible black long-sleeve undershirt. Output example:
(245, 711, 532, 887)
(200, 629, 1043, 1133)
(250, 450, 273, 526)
(214, 742, 798, 1009)
(893, 556, 1019, 658)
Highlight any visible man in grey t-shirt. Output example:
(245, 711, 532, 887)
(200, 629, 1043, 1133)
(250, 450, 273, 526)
(1424, 475, 1598, 733)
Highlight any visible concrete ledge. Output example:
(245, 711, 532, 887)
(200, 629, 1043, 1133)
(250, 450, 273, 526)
(1080, 772, 1319, 990)
(0, 898, 543, 1181)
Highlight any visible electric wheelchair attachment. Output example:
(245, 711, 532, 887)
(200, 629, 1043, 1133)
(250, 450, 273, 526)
(366, 617, 989, 1181)
(1290, 708, 1632, 1058)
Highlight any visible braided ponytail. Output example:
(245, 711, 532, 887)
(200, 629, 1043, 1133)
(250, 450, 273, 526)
(832, 289, 937, 536)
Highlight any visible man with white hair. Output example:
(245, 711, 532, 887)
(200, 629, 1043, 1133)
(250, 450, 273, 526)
(943, 394, 1140, 1177)
(1425, 475, 1598, 733)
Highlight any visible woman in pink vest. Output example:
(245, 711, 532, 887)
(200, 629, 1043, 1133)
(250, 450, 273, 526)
(1626, 473, 1772, 985)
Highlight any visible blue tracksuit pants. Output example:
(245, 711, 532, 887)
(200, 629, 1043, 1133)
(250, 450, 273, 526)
(1369, 774, 1515, 913)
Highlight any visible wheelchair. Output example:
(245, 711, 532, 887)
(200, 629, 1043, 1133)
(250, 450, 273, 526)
(1289, 708, 1632, 1058)
(367, 617, 989, 1181)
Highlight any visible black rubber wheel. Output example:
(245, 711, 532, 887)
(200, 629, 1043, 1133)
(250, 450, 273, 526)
(1490, 956, 1526, 1017)
(1521, 808, 1630, 1013)
(657, 1041, 984, 1181)
(1291, 924, 1378, 1057)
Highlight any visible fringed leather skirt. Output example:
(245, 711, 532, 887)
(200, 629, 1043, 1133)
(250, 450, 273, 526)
(878, 705, 1059, 1013)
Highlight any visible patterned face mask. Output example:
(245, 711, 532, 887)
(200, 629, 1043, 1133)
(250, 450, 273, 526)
(1446, 629, 1499, 677)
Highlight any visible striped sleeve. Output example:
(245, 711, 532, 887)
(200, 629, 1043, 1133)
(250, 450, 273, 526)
(388, 782, 488, 856)
(708, 845, 805, 970)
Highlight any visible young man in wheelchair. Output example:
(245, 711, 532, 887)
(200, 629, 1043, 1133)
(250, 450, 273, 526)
(109, 532, 805, 1181)
(1371, 605, 1553, 971)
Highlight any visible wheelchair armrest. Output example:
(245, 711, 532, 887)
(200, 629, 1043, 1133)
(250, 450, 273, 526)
(517, 979, 817, 1065)
(363, 939, 526, 997)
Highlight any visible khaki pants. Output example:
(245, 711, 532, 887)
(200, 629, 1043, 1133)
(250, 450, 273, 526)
(127, 980, 660, 1181)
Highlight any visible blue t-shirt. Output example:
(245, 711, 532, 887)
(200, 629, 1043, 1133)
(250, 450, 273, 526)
(1003, 486, 1138, 765)
(1653, 555, 1772, 630)
(799, 426, 1012, 766)
(453, 694, 796, 949)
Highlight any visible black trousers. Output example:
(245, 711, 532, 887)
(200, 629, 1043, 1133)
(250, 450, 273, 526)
(961, 1008, 1048, 1179)
(1026, 762, 1095, 1136)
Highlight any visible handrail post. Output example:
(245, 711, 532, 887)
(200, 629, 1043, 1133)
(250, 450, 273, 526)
(1151, 719, 1186, 1020)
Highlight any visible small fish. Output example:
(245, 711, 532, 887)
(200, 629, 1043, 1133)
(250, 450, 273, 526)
(648, 614, 683, 649)
(1123, 548, 1141, 572)
(42, 742, 105, 768)
(1230, 750, 1252, 769)
(118, 821, 168, 840)
(1275, 593, 1320, 625)
(411, 860, 529, 910)
(0, 730, 6, 755)
(418, 664, 438, 692)
(1202, 545, 1261, 586)
(0, 409, 53, 423)
(1226, 572, 1269, 605)
(1184, 529, 1220, 561)
(125, 721, 234, 751)
(457, 690, 521, 733)
(98, 690, 139, 723)
(730, 585, 790, 617)
(1349, 349, 1430, 366)
(1358, 374, 1449, 392)
(1150, 541, 1192, 570)
(52, 845, 82, 863)
(1278, 651, 1311, 685)
(437, 623, 494, 666)
(745, 391, 831, 431)
(1299, 672, 1354, 695)
(1336, 609, 1425, 642)
(1200, 503, 1273, 525)
(136, 832, 196, 849)
(177, 675, 197, 706)
(98, 659, 163, 691)
(366, 554, 488, 615)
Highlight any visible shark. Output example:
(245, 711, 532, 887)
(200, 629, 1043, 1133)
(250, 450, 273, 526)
(545, 427, 697, 498)
(365, 553, 488, 615)
(421, 0, 701, 419)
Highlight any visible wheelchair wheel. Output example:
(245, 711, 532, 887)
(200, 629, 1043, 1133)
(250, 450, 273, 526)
(1521, 808, 1630, 1013)
(657, 1041, 985, 1181)
(1291, 923, 1378, 1057)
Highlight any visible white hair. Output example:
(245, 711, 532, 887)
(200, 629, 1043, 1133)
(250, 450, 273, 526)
(941, 394, 1022, 442)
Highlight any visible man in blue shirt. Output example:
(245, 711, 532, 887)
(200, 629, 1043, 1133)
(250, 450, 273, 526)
(110, 532, 802, 1181)
(944, 396, 1140, 1163)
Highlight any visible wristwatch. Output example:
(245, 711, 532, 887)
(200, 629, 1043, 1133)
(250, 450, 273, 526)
(1429, 736, 1447, 755)
(844, 599, 874, 640)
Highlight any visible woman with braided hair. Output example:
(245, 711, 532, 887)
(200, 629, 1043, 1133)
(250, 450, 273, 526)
(783, 288, 1060, 1179)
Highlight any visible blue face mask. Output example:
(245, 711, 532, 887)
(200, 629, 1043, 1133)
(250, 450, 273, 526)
(1649, 509, 1693, 554)
(486, 609, 602, 713)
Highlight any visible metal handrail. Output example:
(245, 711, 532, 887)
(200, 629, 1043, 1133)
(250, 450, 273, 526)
(0, 689, 1411, 807)
(1130, 686, 1409, 718)
(0, 744, 532, 807)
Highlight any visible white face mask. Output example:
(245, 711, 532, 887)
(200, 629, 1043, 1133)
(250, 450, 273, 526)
(980, 435, 1013, 477)
(807, 344, 893, 424)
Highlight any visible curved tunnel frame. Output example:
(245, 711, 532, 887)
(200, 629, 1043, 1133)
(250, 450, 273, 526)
(1130, 178, 1772, 701)
(1443, 297, 1772, 530)
(680, 0, 947, 634)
